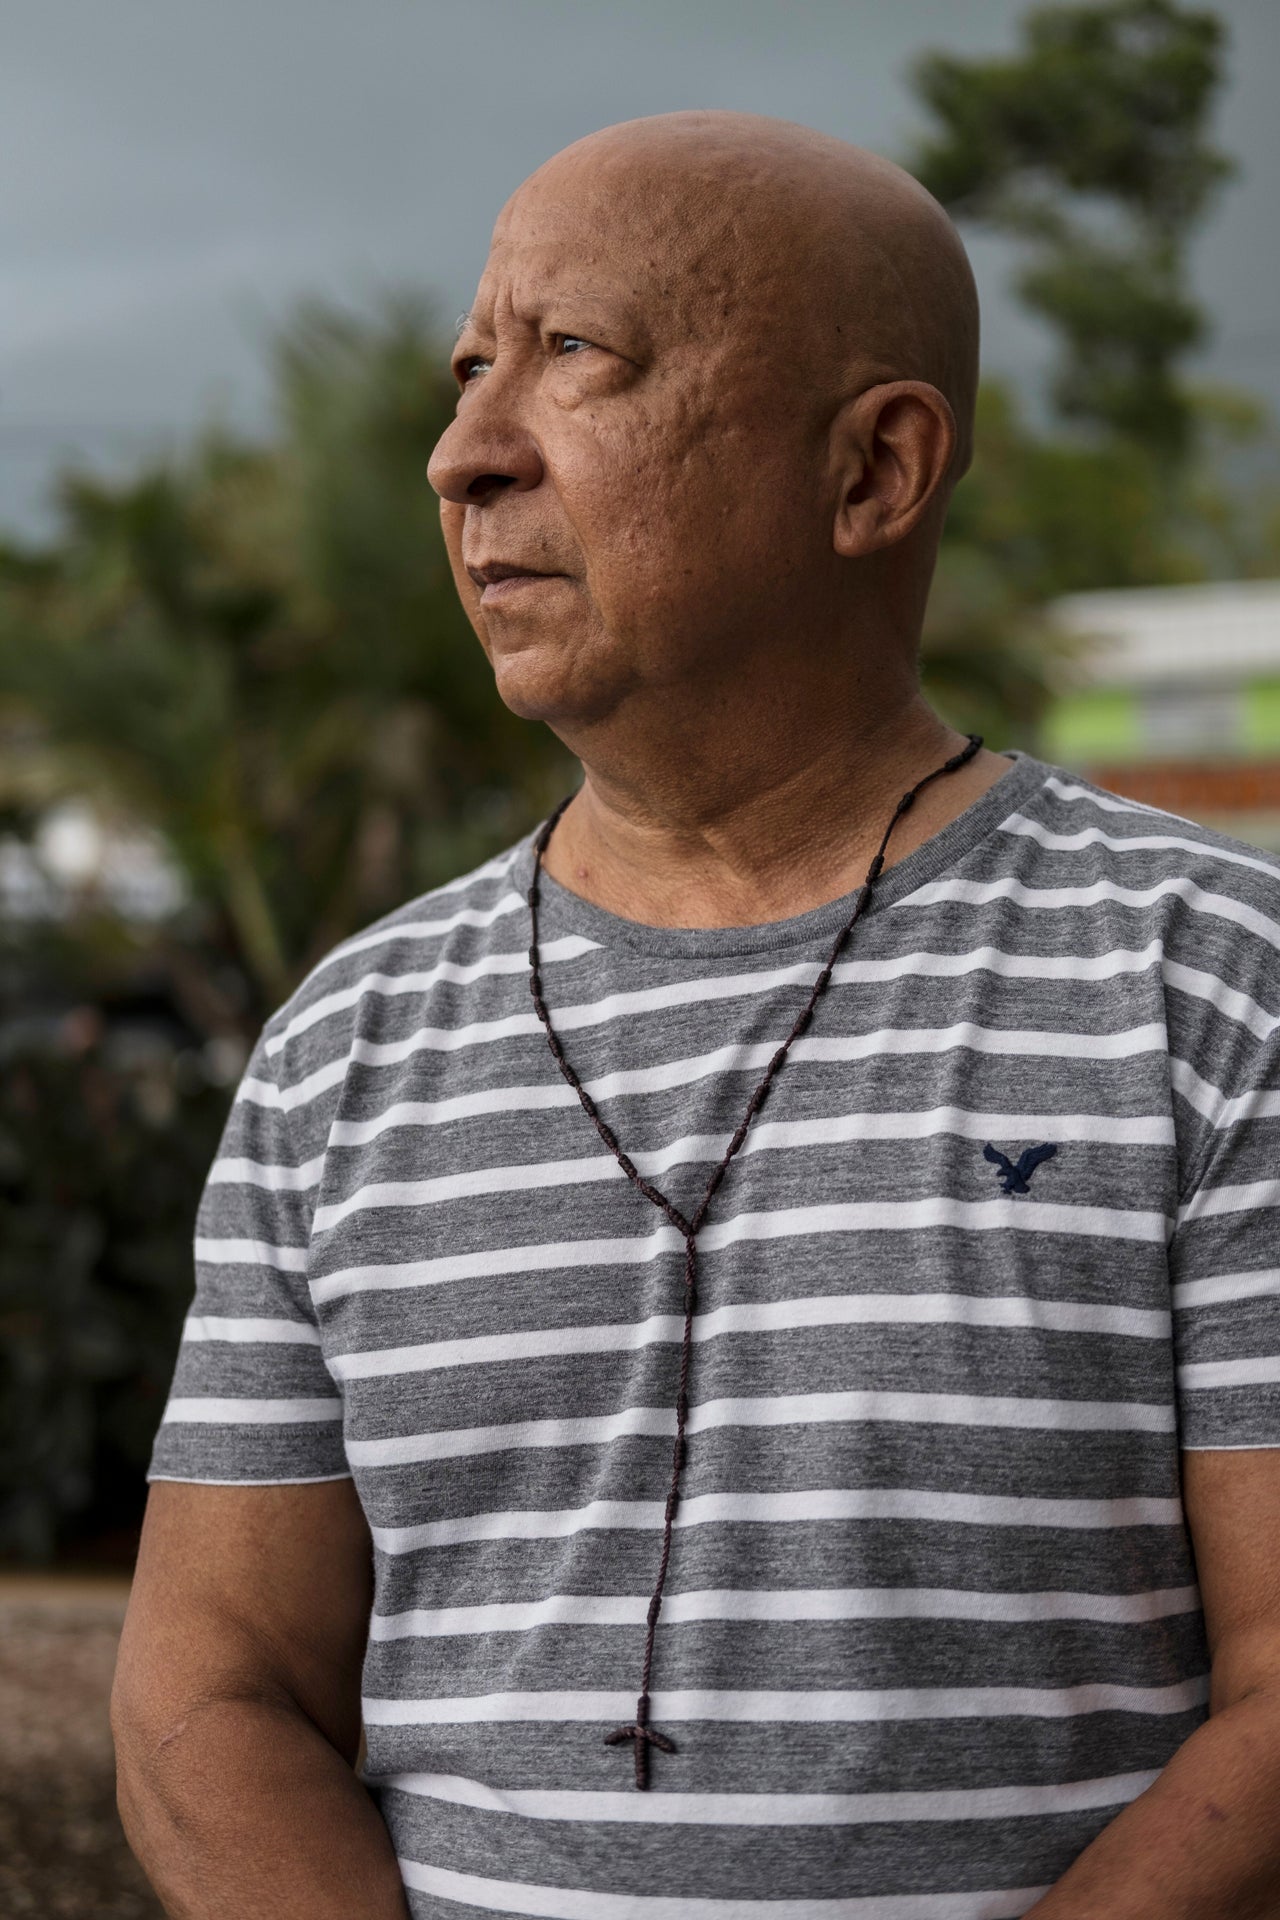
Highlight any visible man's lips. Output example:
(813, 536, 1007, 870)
(465, 560, 569, 603)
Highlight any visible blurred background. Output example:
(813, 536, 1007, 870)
(2, 0, 1279, 1908)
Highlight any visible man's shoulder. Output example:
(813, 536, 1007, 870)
(1008, 758, 1280, 899)
(258, 835, 534, 1089)
(1003, 758, 1280, 997)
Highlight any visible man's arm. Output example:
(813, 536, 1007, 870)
(112, 1479, 411, 1920)
(1026, 1447, 1280, 1919)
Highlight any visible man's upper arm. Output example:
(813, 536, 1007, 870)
(1182, 1448, 1280, 1714)
(113, 1479, 373, 1764)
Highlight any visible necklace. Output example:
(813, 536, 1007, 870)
(527, 733, 983, 1787)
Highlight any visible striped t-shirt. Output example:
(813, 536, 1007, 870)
(151, 754, 1280, 1920)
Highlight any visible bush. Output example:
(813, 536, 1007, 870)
(0, 1005, 230, 1561)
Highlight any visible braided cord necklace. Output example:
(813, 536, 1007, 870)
(526, 732, 983, 1788)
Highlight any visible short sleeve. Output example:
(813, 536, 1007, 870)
(1171, 1026, 1280, 1450)
(148, 1030, 348, 1485)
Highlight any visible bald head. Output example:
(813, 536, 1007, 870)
(505, 111, 979, 476)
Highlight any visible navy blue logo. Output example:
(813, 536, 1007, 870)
(984, 1141, 1058, 1197)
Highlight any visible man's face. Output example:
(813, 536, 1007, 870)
(428, 157, 835, 732)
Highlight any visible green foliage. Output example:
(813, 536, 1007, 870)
(923, 373, 1280, 740)
(0, 1003, 230, 1560)
(0, 296, 571, 1021)
(909, 0, 1233, 459)
(911, 0, 1280, 744)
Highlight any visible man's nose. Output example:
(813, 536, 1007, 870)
(428, 388, 544, 505)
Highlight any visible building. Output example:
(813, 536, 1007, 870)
(1041, 579, 1280, 849)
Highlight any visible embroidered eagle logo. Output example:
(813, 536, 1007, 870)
(983, 1140, 1058, 1197)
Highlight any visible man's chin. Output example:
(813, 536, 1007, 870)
(488, 635, 628, 730)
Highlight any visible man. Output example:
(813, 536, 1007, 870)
(112, 112, 1280, 1919)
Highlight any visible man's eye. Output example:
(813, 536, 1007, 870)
(556, 336, 594, 357)
(458, 356, 492, 383)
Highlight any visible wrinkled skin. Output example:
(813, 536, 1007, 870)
(428, 112, 1001, 925)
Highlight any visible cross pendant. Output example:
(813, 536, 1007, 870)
(603, 1719, 677, 1790)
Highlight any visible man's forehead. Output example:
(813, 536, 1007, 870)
(494, 152, 676, 239)
(486, 173, 695, 283)
(465, 196, 702, 336)
(463, 250, 657, 332)
(468, 170, 789, 336)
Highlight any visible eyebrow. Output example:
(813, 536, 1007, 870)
(450, 295, 653, 364)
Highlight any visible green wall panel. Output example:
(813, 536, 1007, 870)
(1242, 680, 1280, 754)
(1041, 689, 1141, 763)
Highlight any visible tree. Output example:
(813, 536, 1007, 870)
(909, 0, 1233, 462)
(0, 1022, 229, 1561)
(910, 1, 1280, 743)
(0, 297, 571, 1025)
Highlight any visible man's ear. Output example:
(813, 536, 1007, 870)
(829, 380, 957, 560)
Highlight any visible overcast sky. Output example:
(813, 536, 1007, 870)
(4, 0, 1279, 536)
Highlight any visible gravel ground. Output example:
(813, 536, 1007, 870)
(0, 1577, 163, 1918)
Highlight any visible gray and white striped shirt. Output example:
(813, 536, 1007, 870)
(151, 755, 1280, 1919)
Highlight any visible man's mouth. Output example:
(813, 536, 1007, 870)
(465, 561, 568, 604)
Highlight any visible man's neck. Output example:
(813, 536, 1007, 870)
(540, 696, 1013, 929)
